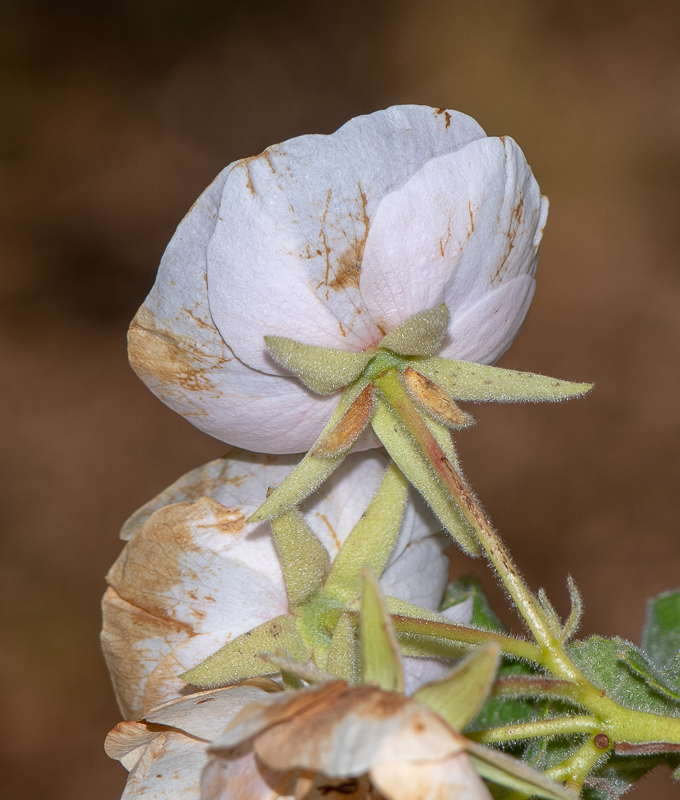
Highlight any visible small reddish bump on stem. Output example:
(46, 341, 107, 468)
(593, 733, 610, 750)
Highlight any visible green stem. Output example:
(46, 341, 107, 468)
(468, 716, 600, 745)
(373, 367, 680, 753)
(374, 370, 557, 653)
(545, 737, 608, 788)
(390, 614, 541, 662)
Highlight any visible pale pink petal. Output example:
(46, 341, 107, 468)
(370, 754, 493, 800)
(207, 106, 486, 372)
(128, 167, 339, 454)
(360, 137, 545, 362)
(439, 274, 535, 364)
(380, 533, 449, 610)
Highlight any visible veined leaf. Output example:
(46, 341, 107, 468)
(642, 589, 680, 685)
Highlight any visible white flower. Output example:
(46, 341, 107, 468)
(129, 105, 547, 454)
(101, 449, 468, 719)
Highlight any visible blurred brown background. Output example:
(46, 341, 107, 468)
(1, 0, 679, 797)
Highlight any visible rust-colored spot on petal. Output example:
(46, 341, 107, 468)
(309, 384, 374, 457)
(401, 368, 474, 429)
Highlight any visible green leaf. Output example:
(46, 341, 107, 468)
(568, 636, 680, 717)
(441, 576, 504, 632)
(259, 650, 333, 684)
(248, 381, 367, 523)
(360, 569, 404, 692)
(325, 613, 360, 683)
(414, 643, 501, 730)
(270, 510, 330, 609)
(411, 358, 593, 403)
(181, 615, 310, 688)
(324, 463, 408, 603)
(642, 589, 680, 683)
(265, 336, 374, 395)
(370, 398, 479, 555)
(380, 303, 450, 356)
(467, 740, 578, 800)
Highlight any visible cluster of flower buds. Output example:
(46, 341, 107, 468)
(104, 106, 586, 799)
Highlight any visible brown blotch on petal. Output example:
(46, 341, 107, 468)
(309, 385, 375, 457)
(401, 368, 475, 429)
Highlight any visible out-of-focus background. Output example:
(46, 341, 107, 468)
(1, 0, 680, 797)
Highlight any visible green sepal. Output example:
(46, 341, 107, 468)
(642, 589, 680, 685)
(270, 509, 330, 609)
(414, 643, 501, 730)
(411, 357, 593, 403)
(441, 576, 504, 632)
(568, 636, 680, 717)
(370, 399, 479, 555)
(467, 740, 578, 800)
(380, 303, 450, 356)
(248, 380, 367, 523)
(324, 463, 408, 603)
(259, 650, 333, 685)
(265, 335, 374, 395)
(360, 569, 404, 692)
(325, 613, 360, 683)
(180, 614, 310, 688)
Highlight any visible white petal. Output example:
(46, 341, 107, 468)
(128, 169, 340, 454)
(142, 630, 239, 715)
(120, 451, 300, 541)
(380, 532, 449, 610)
(146, 686, 275, 742)
(439, 274, 535, 364)
(360, 137, 543, 362)
(370, 754, 493, 800)
(108, 498, 289, 632)
(101, 587, 192, 719)
(207, 106, 486, 372)
(121, 731, 207, 799)
(201, 746, 297, 800)
(106, 721, 162, 772)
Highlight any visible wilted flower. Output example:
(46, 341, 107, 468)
(101, 448, 471, 719)
(106, 678, 574, 800)
(129, 105, 548, 455)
